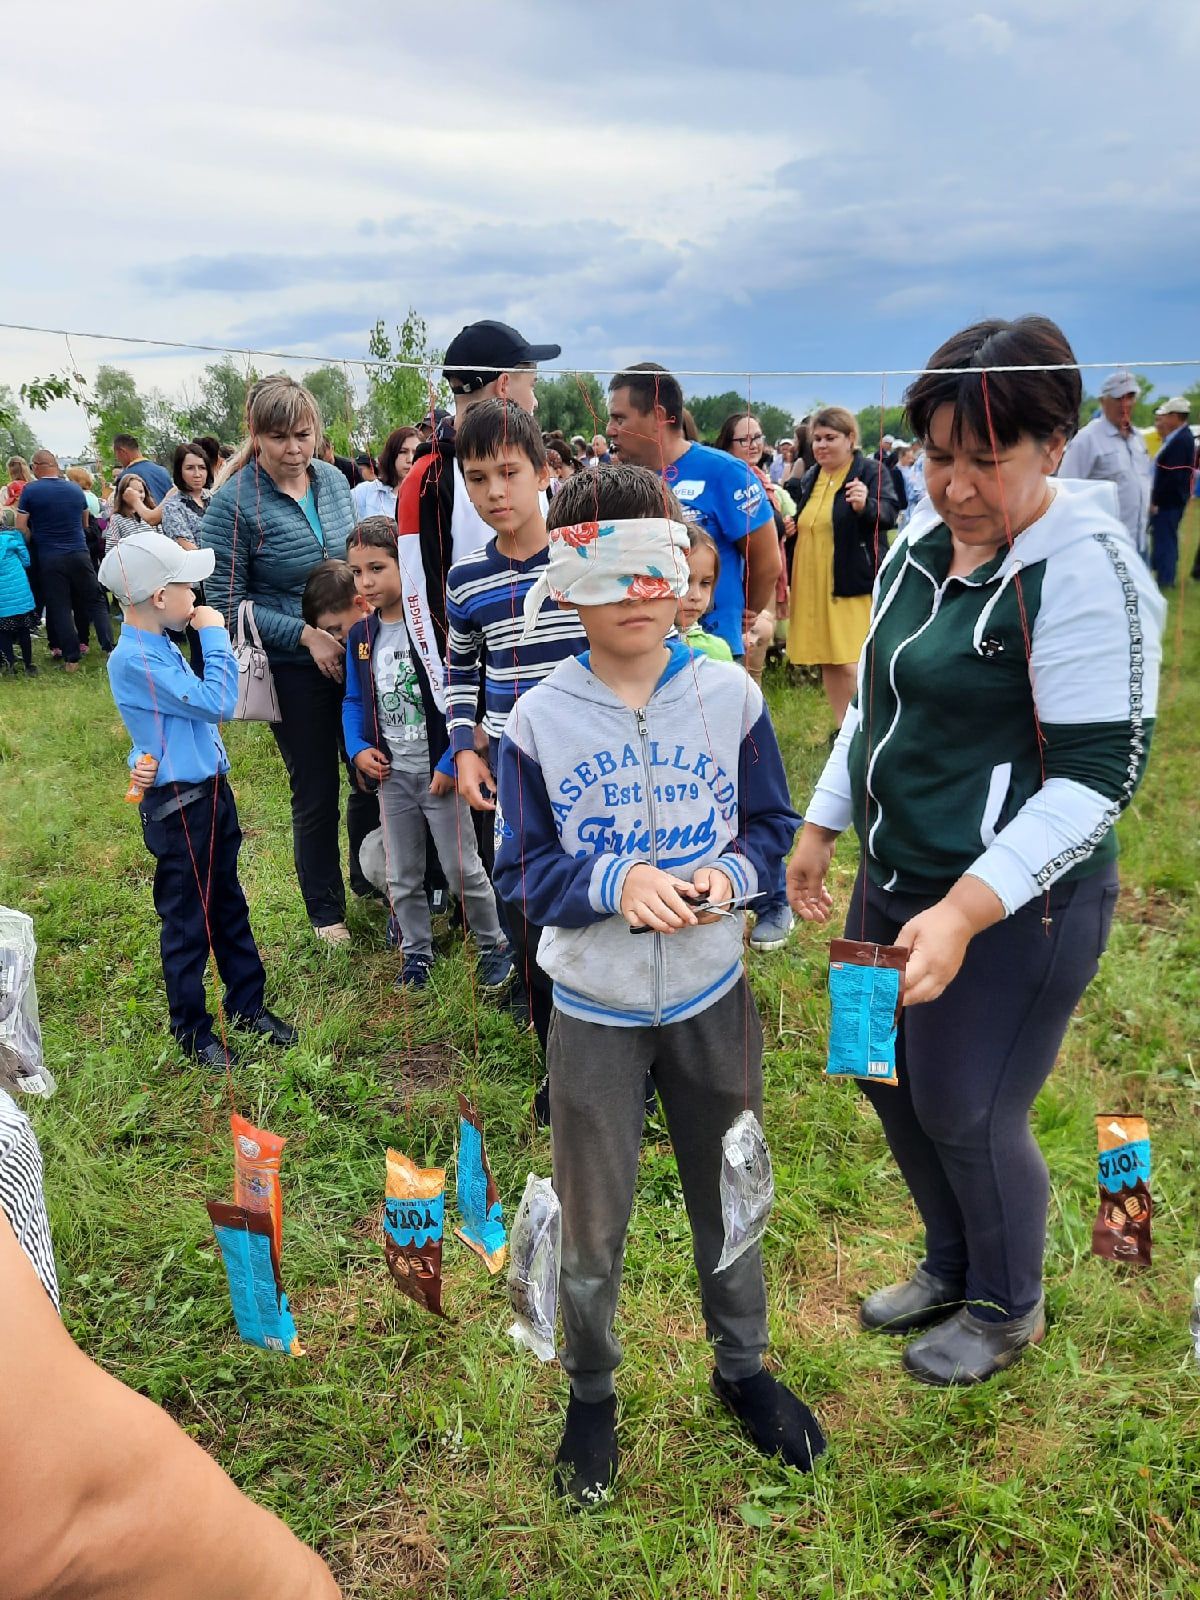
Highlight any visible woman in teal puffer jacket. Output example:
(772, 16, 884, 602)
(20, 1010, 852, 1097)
(204, 376, 361, 942)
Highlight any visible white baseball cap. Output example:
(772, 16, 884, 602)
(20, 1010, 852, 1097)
(1154, 396, 1190, 417)
(98, 530, 214, 604)
(1100, 369, 1138, 399)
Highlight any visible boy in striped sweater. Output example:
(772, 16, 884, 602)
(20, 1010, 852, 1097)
(446, 400, 588, 1069)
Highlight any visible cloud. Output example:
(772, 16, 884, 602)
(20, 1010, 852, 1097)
(915, 10, 1013, 55)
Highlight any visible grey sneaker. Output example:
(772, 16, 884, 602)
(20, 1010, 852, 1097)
(902, 1297, 1046, 1387)
(749, 904, 794, 952)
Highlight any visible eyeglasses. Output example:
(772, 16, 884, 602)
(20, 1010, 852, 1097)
(732, 433, 764, 447)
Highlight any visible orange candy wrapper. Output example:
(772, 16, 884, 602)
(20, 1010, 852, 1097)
(231, 1113, 286, 1265)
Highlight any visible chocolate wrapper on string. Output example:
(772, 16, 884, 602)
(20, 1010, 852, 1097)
(507, 1174, 561, 1361)
(206, 1201, 303, 1355)
(231, 1113, 285, 1265)
(826, 939, 909, 1087)
(715, 1110, 774, 1274)
(383, 1148, 448, 1318)
(454, 1093, 507, 1274)
(1092, 1114, 1152, 1266)
(0, 907, 53, 1098)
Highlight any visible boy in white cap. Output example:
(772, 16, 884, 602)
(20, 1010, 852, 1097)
(1059, 370, 1152, 554)
(100, 531, 296, 1069)
(493, 465, 825, 1509)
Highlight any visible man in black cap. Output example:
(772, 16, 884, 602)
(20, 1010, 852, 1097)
(397, 319, 560, 705)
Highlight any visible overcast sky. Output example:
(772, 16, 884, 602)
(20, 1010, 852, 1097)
(7, 0, 1200, 452)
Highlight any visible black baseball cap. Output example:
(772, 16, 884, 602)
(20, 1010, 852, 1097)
(442, 320, 562, 394)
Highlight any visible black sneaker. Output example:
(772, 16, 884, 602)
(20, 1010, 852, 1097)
(711, 1368, 826, 1470)
(395, 953, 433, 991)
(553, 1394, 618, 1510)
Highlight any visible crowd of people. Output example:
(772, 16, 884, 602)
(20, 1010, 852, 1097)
(0, 308, 1178, 1588)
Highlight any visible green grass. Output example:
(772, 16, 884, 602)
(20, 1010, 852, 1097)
(2, 514, 1199, 1598)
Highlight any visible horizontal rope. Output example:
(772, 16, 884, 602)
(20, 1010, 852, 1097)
(1, 320, 1198, 382)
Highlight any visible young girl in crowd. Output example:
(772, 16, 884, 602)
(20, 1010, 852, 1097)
(105, 473, 159, 554)
(0, 509, 37, 676)
(676, 526, 733, 661)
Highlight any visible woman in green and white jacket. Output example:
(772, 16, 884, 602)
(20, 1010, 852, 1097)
(788, 316, 1165, 1387)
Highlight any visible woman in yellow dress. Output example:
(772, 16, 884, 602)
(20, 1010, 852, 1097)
(784, 406, 898, 724)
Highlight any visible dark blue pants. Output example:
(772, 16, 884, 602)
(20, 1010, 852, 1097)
(141, 778, 266, 1052)
(1150, 505, 1184, 589)
(40, 548, 113, 663)
(849, 864, 1118, 1320)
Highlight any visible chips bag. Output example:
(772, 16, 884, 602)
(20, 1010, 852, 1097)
(1092, 1114, 1152, 1266)
(455, 1094, 507, 1274)
(231, 1114, 285, 1264)
(384, 1148, 447, 1318)
(507, 1174, 561, 1362)
(206, 1200, 302, 1355)
(826, 939, 909, 1087)
(715, 1109, 774, 1274)
(0, 907, 53, 1098)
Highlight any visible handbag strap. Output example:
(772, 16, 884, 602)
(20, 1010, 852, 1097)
(237, 599, 265, 652)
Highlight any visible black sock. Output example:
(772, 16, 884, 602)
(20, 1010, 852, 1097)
(713, 1368, 826, 1470)
(554, 1393, 618, 1508)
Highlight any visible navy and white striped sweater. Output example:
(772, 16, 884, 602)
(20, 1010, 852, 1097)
(444, 539, 588, 756)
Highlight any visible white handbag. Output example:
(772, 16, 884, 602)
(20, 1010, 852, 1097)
(233, 600, 281, 723)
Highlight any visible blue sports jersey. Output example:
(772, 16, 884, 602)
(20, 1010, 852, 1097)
(659, 443, 772, 656)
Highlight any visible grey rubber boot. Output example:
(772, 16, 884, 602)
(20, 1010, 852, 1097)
(858, 1266, 965, 1334)
(902, 1296, 1046, 1386)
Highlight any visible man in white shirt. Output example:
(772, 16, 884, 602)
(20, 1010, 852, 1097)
(1059, 369, 1151, 555)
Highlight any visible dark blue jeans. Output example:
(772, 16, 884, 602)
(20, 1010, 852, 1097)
(141, 778, 266, 1051)
(849, 864, 1119, 1320)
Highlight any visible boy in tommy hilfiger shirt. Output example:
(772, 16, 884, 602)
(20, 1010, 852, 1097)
(493, 466, 825, 1509)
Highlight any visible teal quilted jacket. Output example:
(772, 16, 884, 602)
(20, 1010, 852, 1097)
(202, 458, 355, 662)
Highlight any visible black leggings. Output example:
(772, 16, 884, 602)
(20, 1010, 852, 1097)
(0, 627, 33, 668)
(850, 864, 1118, 1320)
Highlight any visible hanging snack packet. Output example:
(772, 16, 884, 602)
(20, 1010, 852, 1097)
(0, 907, 53, 1098)
(715, 1109, 774, 1274)
(454, 1094, 507, 1274)
(206, 1200, 302, 1355)
(231, 1113, 285, 1265)
(507, 1174, 561, 1361)
(1092, 1114, 1152, 1266)
(826, 939, 909, 1087)
(383, 1148, 448, 1319)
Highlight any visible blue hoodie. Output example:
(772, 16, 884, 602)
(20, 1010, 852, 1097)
(494, 641, 800, 1028)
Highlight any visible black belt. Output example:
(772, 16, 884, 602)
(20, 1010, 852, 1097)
(142, 774, 224, 823)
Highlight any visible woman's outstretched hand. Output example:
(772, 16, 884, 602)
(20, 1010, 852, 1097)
(786, 824, 838, 924)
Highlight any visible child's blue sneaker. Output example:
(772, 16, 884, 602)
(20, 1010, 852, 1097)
(749, 904, 794, 953)
(395, 953, 433, 991)
(479, 942, 515, 995)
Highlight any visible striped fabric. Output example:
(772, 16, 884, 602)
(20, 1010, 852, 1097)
(444, 540, 587, 754)
(0, 1088, 59, 1309)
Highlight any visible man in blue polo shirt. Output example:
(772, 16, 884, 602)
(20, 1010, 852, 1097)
(114, 433, 173, 503)
(606, 364, 794, 951)
(17, 449, 114, 668)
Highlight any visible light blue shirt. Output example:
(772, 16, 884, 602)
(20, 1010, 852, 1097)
(107, 624, 237, 785)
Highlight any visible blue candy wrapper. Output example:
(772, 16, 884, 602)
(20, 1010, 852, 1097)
(826, 939, 908, 1086)
(455, 1094, 507, 1274)
(207, 1201, 302, 1355)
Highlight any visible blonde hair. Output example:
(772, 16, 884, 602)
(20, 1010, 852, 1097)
(810, 406, 859, 446)
(66, 465, 94, 492)
(219, 373, 325, 483)
(6, 456, 31, 483)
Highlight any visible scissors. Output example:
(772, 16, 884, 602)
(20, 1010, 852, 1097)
(629, 891, 767, 933)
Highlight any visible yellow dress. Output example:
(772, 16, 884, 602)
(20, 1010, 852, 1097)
(786, 461, 872, 666)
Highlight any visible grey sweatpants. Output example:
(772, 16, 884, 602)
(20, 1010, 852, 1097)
(549, 977, 768, 1402)
(379, 764, 504, 959)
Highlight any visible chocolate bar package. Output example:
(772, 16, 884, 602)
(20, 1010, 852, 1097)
(383, 1148, 448, 1318)
(454, 1094, 507, 1275)
(826, 938, 909, 1087)
(1092, 1114, 1152, 1266)
(231, 1114, 285, 1264)
(206, 1200, 302, 1355)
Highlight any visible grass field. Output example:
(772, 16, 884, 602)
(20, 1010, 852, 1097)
(2, 516, 1198, 1599)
